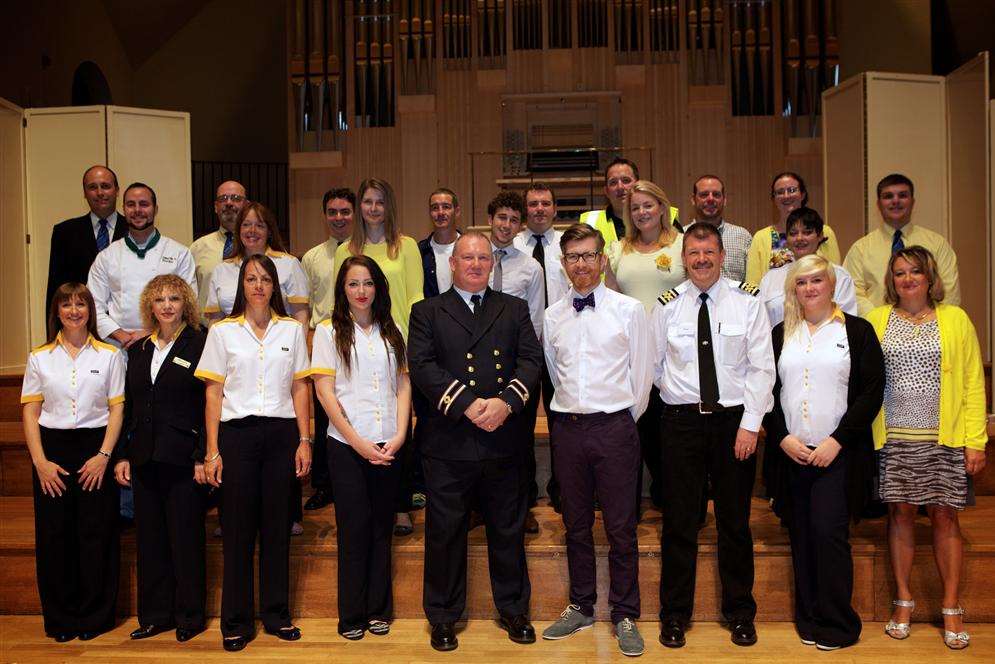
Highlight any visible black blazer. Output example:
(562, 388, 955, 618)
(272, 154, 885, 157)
(417, 231, 460, 299)
(122, 325, 208, 468)
(763, 314, 885, 524)
(46, 212, 127, 312)
(408, 288, 542, 461)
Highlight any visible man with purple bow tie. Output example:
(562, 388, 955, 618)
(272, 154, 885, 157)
(540, 224, 653, 656)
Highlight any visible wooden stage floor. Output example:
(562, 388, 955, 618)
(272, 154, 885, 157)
(2, 616, 994, 662)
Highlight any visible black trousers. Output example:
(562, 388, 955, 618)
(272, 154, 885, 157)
(329, 438, 401, 633)
(552, 411, 641, 623)
(33, 426, 119, 636)
(392, 419, 418, 512)
(787, 453, 861, 646)
(422, 454, 531, 624)
(659, 406, 757, 624)
(218, 416, 297, 638)
(310, 388, 331, 492)
(636, 386, 664, 510)
(132, 460, 207, 630)
(523, 357, 558, 506)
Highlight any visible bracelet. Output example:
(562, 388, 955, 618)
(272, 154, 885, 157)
(300, 436, 313, 444)
(206, 451, 221, 462)
(97, 450, 111, 459)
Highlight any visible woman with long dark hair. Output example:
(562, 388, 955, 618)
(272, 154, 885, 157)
(312, 255, 411, 639)
(21, 283, 125, 641)
(195, 254, 312, 651)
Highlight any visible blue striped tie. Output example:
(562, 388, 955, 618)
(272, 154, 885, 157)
(892, 229, 904, 254)
(223, 231, 233, 259)
(96, 218, 110, 251)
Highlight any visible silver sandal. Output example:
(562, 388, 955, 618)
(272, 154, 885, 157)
(941, 606, 970, 650)
(884, 599, 915, 640)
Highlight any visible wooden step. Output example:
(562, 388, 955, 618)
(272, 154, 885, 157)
(3, 496, 995, 623)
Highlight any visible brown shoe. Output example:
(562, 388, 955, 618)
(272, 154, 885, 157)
(524, 510, 539, 534)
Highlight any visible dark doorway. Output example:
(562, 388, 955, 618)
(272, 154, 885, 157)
(71, 61, 113, 105)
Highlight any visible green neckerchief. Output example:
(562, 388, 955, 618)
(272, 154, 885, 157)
(124, 229, 161, 259)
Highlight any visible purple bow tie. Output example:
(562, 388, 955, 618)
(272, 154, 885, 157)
(572, 292, 595, 312)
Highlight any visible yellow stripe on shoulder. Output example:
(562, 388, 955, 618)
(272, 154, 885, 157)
(30, 341, 57, 354)
(92, 340, 120, 353)
(277, 315, 302, 324)
(738, 281, 760, 296)
(216, 316, 242, 325)
(266, 249, 293, 259)
(657, 288, 680, 307)
(318, 319, 333, 328)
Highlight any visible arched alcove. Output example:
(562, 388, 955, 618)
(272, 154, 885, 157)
(71, 61, 113, 105)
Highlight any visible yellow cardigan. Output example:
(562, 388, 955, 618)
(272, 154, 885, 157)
(867, 303, 987, 451)
(745, 223, 842, 284)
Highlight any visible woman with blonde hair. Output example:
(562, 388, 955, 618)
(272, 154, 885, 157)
(605, 179, 684, 512)
(21, 283, 126, 641)
(114, 274, 209, 642)
(869, 246, 986, 650)
(764, 254, 884, 650)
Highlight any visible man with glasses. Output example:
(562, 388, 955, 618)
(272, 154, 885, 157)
(540, 224, 652, 656)
(189, 181, 247, 317)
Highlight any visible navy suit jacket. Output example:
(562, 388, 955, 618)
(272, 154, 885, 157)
(46, 212, 126, 313)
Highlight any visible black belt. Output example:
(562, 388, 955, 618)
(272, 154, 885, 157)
(662, 403, 744, 416)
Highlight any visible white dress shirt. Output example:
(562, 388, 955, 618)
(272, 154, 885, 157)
(489, 242, 544, 340)
(453, 285, 486, 311)
(194, 313, 311, 421)
(87, 233, 197, 341)
(544, 282, 653, 420)
(20, 333, 126, 429)
(759, 263, 858, 326)
(430, 237, 456, 294)
(310, 319, 402, 444)
(651, 277, 775, 431)
(90, 211, 119, 239)
(149, 336, 178, 383)
(776, 311, 851, 447)
(514, 228, 571, 306)
(204, 250, 310, 317)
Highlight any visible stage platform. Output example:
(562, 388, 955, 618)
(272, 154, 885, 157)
(2, 494, 995, 623)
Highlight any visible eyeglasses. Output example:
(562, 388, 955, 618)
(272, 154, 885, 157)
(216, 194, 246, 203)
(563, 251, 601, 264)
(774, 186, 800, 196)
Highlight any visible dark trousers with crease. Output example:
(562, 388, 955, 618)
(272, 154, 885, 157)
(329, 438, 401, 633)
(523, 358, 558, 506)
(659, 405, 757, 624)
(218, 416, 296, 638)
(132, 460, 206, 630)
(635, 386, 664, 510)
(787, 453, 861, 646)
(422, 454, 531, 624)
(33, 426, 120, 636)
(552, 410, 641, 623)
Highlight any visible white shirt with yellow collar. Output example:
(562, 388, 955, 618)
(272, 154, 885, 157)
(203, 249, 310, 318)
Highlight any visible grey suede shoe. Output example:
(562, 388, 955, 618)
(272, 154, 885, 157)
(541, 605, 595, 640)
(615, 618, 644, 656)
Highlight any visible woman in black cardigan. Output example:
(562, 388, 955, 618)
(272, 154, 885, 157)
(763, 255, 884, 651)
(114, 275, 209, 642)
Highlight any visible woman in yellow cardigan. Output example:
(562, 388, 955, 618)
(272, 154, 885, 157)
(745, 172, 841, 284)
(867, 246, 986, 651)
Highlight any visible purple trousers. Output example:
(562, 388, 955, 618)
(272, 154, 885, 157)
(550, 410, 641, 623)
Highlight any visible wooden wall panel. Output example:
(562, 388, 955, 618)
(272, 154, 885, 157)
(0, 100, 28, 373)
(724, 117, 789, 232)
(398, 99, 440, 237)
(946, 54, 990, 358)
(822, 76, 866, 252)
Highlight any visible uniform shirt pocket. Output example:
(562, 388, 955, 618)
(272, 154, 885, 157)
(668, 323, 697, 365)
(717, 323, 746, 366)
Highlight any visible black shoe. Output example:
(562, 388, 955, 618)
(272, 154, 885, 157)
(499, 614, 536, 644)
(176, 626, 205, 642)
(223, 636, 248, 652)
(50, 632, 76, 642)
(730, 620, 757, 646)
(304, 488, 332, 510)
(130, 623, 176, 640)
(659, 619, 686, 648)
(430, 622, 458, 651)
(524, 511, 539, 534)
(78, 630, 104, 641)
(265, 625, 302, 641)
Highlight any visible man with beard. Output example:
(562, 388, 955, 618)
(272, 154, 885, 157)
(408, 231, 542, 652)
(417, 188, 461, 298)
(650, 222, 774, 649)
(301, 187, 356, 511)
(88, 182, 197, 349)
(686, 175, 752, 282)
(46, 165, 128, 314)
(189, 181, 247, 318)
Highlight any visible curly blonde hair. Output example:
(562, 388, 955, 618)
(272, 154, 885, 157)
(139, 275, 201, 332)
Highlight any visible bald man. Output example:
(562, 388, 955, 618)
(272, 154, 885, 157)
(189, 180, 247, 316)
(46, 165, 128, 314)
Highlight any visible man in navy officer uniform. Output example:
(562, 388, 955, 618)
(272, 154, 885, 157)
(407, 231, 542, 652)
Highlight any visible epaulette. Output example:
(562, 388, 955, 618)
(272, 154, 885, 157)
(657, 288, 680, 307)
(738, 281, 760, 296)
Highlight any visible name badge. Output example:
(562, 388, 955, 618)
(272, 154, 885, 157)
(161, 255, 176, 264)
(172, 356, 191, 368)
(90, 369, 100, 374)
(281, 346, 290, 352)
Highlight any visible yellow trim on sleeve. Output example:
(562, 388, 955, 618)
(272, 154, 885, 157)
(20, 394, 44, 403)
(108, 395, 126, 406)
(310, 367, 336, 376)
(194, 369, 226, 383)
(293, 369, 312, 380)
